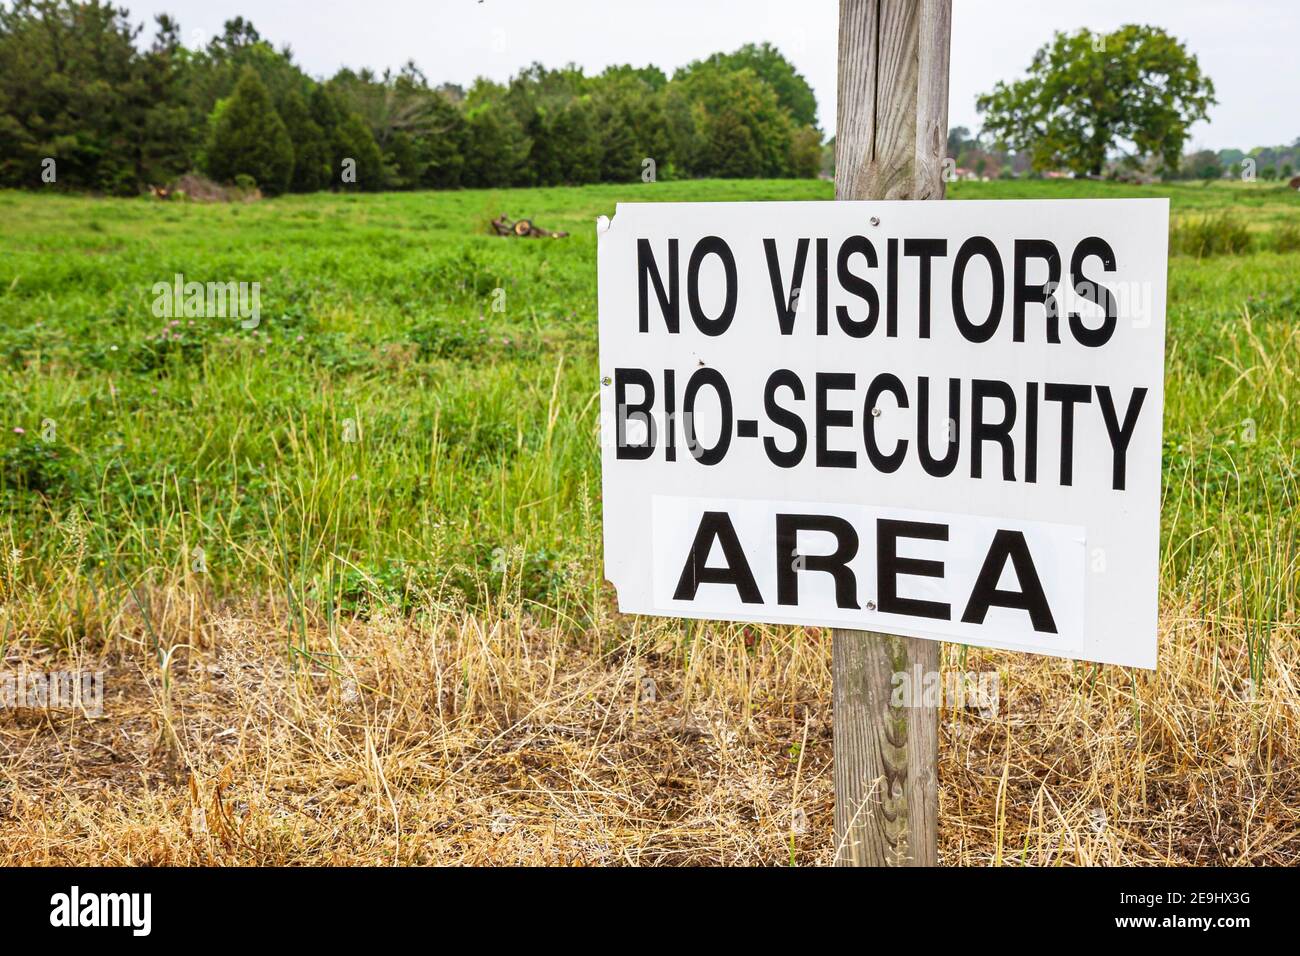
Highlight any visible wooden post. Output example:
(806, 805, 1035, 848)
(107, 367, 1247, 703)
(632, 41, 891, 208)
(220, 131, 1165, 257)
(832, 0, 951, 866)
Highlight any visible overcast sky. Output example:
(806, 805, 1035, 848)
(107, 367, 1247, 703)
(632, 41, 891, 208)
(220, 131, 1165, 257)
(124, 0, 1298, 150)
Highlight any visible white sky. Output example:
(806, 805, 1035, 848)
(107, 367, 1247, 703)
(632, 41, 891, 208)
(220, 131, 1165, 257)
(124, 0, 1299, 151)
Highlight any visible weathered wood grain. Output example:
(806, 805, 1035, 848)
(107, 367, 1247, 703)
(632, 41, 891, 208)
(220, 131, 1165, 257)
(836, 0, 951, 202)
(832, 630, 939, 865)
(832, 0, 951, 867)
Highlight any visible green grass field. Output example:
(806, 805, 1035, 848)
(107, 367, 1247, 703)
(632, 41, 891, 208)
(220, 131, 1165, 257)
(1, 177, 1297, 864)
(2, 178, 1295, 646)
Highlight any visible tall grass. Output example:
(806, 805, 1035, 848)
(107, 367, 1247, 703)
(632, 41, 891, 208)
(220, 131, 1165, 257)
(1169, 212, 1253, 257)
(2, 180, 1294, 658)
(0, 178, 1297, 865)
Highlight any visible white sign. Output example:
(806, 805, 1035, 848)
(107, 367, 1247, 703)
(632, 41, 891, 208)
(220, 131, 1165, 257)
(597, 200, 1168, 668)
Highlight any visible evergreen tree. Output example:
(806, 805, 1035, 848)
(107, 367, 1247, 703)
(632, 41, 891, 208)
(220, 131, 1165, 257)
(383, 130, 423, 188)
(0, 0, 148, 193)
(137, 15, 195, 186)
(593, 68, 670, 182)
(279, 88, 329, 191)
(463, 102, 529, 187)
(204, 66, 293, 194)
(309, 84, 345, 168)
(547, 98, 602, 183)
(334, 112, 384, 189)
(420, 93, 467, 188)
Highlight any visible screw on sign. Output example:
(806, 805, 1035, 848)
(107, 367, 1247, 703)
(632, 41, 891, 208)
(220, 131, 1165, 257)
(596, 0, 1168, 866)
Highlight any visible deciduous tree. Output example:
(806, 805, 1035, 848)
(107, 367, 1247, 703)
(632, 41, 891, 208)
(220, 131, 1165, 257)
(977, 25, 1215, 176)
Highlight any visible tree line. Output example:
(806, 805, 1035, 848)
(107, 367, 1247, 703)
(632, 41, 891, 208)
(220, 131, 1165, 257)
(1174, 144, 1299, 182)
(0, 1, 825, 196)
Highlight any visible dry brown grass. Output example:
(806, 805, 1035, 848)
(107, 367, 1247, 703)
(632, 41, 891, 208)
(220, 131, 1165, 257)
(1, 585, 1296, 866)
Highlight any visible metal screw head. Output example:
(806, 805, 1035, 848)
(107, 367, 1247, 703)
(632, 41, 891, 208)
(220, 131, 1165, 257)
(871, 406, 882, 417)
(869, 216, 881, 227)
(866, 600, 877, 611)
(601, 376, 612, 386)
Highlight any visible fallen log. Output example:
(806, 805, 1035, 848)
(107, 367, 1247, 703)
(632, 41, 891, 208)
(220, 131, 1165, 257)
(490, 214, 568, 239)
